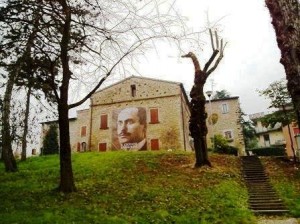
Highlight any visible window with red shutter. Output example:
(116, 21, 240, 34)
(294, 128, 300, 135)
(100, 114, 108, 129)
(150, 108, 159, 124)
(81, 126, 87, 137)
(98, 143, 107, 152)
(151, 139, 159, 151)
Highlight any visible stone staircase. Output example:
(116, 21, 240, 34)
(241, 156, 289, 215)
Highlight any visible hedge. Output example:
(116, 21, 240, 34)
(246, 147, 285, 156)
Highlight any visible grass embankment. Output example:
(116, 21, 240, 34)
(262, 157, 300, 217)
(1, 152, 255, 223)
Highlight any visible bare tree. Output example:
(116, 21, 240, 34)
(182, 29, 226, 167)
(265, 0, 300, 126)
(1, 0, 186, 191)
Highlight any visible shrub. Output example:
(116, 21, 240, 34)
(213, 134, 238, 156)
(246, 147, 285, 156)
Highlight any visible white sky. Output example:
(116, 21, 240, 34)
(130, 0, 285, 116)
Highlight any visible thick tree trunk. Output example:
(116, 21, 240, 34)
(2, 71, 18, 172)
(190, 81, 211, 167)
(21, 86, 31, 161)
(57, 0, 76, 192)
(58, 103, 76, 192)
(182, 33, 225, 167)
(265, 0, 300, 125)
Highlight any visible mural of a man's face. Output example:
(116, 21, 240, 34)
(117, 107, 145, 144)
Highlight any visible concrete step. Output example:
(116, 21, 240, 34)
(249, 198, 283, 203)
(241, 156, 288, 215)
(250, 205, 287, 210)
(251, 209, 289, 214)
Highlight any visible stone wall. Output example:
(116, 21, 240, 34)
(206, 97, 245, 154)
(41, 79, 247, 154)
(89, 76, 191, 151)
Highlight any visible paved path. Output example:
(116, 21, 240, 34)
(257, 218, 298, 224)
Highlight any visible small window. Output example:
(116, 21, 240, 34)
(221, 103, 229, 114)
(151, 139, 159, 150)
(81, 126, 87, 137)
(98, 143, 107, 152)
(131, 84, 136, 97)
(150, 108, 159, 124)
(100, 114, 108, 129)
(263, 134, 270, 141)
(224, 130, 233, 139)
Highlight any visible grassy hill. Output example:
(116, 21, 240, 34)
(0, 152, 298, 223)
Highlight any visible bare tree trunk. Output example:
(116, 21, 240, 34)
(182, 31, 226, 168)
(189, 79, 211, 167)
(57, 0, 76, 192)
(2, 71, 18, 172)
(21, 86, 31, 161)
(265, 0, 300, 125)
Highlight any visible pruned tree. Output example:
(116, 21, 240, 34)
(1, 0, 186, 191)
(265, 0, 300, 127)
(182, 29, 226, 167)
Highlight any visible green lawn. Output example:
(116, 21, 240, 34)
(0, 151, 285, 224)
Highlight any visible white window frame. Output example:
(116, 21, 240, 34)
(221, 103, 229, 114)
(223, 130, 233, 140)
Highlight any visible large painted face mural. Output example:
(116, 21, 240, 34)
(112, 107, 147, 151)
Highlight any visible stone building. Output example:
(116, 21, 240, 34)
(249, 113, 285, 148)
(249, 112, 300, 158)
(54, 76, 192, 152)
(41, 76, 246, 154)
(206, 97, 245, 154)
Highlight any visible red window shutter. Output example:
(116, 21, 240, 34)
(77, 142, 81, 152)
(100, 114, 108, 129)
(151, 139, 159, 151)
(98, 143, 107, 152)
(81, 126, 87, 137)
(150, 108, 159, 124)
(294, 128, 300, 135)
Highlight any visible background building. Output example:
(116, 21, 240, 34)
(42, 76, 192, 152)
(41, 76, 246, 154)
(205, 97, 246, 154)
(249, 112, 300, 158)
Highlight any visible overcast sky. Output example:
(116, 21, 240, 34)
(130, 0, 286, 116)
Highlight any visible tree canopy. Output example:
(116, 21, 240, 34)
(42, 124, 59, 155)
(212, 89, 231, 100)
(258, 79, 296, 128)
